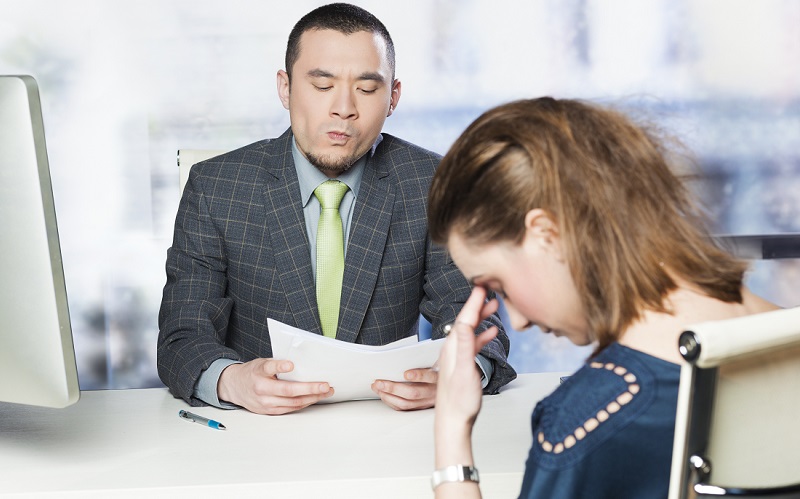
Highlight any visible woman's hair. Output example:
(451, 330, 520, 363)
(428, 97, 747, 353)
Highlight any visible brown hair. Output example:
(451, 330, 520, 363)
(428, 97, 747, 353)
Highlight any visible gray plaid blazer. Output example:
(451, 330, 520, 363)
(158, 129, 515, 405)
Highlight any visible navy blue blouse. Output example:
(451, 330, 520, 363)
(519, 343, 680, 499)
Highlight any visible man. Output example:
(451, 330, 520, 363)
(158, 3, 515, 415)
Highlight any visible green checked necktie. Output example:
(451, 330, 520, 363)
(314, 180, 349, 338)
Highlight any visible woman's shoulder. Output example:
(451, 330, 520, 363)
(528, 343, 679, 470)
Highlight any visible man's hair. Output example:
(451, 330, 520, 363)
(428, 97, 747, 354)
(285, 3, 396, 82)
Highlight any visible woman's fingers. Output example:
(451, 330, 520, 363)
(473, 326, 499, 356)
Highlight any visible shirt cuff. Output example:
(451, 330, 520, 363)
(476, 354, 494, 390)
(193, 358, 242, 409)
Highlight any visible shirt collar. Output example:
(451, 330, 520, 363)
(293, 134, 381, 207)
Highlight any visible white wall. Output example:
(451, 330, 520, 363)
(1, 0, 798, 388)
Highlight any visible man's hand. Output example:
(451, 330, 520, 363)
(217, 358, 333, 415)
(371, 367, 438, 411)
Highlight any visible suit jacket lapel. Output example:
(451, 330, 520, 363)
(261, 131, 322, 335)
(336, 152, 395, 343)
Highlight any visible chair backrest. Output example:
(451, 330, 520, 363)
(668, 306, 800, 498)
(176, 149, 226, 194)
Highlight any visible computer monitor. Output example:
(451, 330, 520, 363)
(0, 75, 80, 408)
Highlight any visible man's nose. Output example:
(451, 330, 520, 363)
(330, 88, 357, 120)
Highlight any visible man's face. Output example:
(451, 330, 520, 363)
(277, 29, 400, 177)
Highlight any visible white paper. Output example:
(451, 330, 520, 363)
(268, 318, 444, 403)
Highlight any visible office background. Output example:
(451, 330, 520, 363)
(1, 0, 798, 390)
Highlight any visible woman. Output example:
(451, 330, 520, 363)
(427, 98, 778, 498)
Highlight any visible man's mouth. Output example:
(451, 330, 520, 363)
(327, 131, 350, 142)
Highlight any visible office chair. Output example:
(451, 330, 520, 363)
(176, 149, 226, 193)
(668, 306, 800, 498)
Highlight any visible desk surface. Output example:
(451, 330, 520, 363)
(0, 372, 564, 498)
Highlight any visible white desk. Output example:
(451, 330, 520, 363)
(0, 373, 564, 498)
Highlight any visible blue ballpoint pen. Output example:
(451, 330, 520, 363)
(178, 409, 227, 430)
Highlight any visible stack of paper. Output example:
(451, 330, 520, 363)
(268, 318, 445, 403)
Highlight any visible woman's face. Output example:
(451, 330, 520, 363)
(447, 210, 592, 345)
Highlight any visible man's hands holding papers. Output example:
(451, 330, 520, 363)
(217, 359, 334, 415)
(268, 319, 445, 411)
(218, 358, 438, 414)
(371, 367, 439, 411)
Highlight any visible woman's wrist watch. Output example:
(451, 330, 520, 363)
(431, 464, 480, 489)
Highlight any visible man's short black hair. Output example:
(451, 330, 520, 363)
(285, 3, 396, 82)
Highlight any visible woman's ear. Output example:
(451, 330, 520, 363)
(524, 209, 564, 261)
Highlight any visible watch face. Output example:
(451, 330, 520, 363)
(431, 465, 480, 489)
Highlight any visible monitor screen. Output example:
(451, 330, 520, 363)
(0, 75, 80, 408)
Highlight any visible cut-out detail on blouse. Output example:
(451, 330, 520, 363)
(537, 361, 641, 454)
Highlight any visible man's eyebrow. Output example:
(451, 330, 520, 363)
(305, 69, 385, 84)
(306, 68, 334, 78)
(357, 72, 386, 83)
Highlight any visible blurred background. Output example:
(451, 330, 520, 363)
(1, 0, 798, 389)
